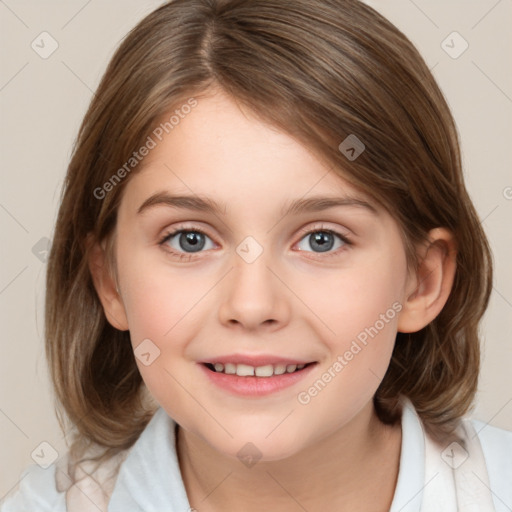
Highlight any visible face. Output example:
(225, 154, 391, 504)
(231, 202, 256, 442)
(111, 89, 411, 461)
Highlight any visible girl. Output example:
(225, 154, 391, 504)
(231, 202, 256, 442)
(2, 0, 511, 510)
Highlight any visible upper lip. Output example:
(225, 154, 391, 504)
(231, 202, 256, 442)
(199, 354, 316, 366)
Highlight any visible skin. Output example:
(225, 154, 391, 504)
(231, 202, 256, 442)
(89, 88, 456, 511)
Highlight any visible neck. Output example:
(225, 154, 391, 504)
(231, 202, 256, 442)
(176, 401, 402, 512)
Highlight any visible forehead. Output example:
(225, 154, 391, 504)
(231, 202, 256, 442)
(119, 91, 378, 216)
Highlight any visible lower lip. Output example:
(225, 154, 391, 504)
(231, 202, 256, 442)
(199, 363, 317, 397)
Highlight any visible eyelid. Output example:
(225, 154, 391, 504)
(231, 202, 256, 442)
(294, 222, 353, 246)
(158, 224, 216, 246)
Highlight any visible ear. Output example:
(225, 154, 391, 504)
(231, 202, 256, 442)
(86, 233, 129, 331)
(397, 228, 457, 333)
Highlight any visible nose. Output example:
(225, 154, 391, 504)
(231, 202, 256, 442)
(217, 253, 291, 332)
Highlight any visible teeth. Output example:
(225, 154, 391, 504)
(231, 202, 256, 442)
(209, 362, 309, 377)
(236, 364, 255, 377)
(255, 365, 274, 377)
(224, 363, 236, 374)
(274, 364, 286, 375)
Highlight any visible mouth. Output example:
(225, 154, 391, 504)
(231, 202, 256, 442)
(202, 361, 316, 377)
(198, 357, 318, 397)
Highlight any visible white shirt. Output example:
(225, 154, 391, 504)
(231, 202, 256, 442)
(2, 399, 511, 511)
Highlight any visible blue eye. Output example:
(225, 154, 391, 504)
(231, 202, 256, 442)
(296, 229, 348, 254)
(160, 229, 215, 254)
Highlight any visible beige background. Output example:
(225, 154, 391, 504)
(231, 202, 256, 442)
(1, 0, 511, 498)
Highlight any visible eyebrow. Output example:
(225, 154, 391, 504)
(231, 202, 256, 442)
(136, 192, 378, 217)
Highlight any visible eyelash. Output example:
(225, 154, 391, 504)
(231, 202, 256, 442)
(157, 224, 352, 262)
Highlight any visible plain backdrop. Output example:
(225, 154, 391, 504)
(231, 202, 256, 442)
(1, 0, 511, 498)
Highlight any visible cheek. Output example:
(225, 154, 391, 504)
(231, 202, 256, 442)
(118, 251, 206, 344)
(292, 277, 402, 435)
(297, 250, 405, 350)
(116, 251, 214, 404)
(118, 262, 206, 417)
(301, 249, 405, 399)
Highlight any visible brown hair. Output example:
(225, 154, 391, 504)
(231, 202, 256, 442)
(46, 0, 492, 470)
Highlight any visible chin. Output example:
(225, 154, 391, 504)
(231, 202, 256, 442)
(218, 424, 310, 464)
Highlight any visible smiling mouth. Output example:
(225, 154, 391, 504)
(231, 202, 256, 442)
(203, 362, 316, 377)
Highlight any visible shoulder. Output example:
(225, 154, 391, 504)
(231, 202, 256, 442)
(0, 463, 66, 511)
(0, 448, 130, 512)
(470, 418, 512, 510)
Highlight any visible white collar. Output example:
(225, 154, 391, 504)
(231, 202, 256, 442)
(109, 406, 189, 511)
(389, 399, 425, 511)
(390, 398, 495, 511)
